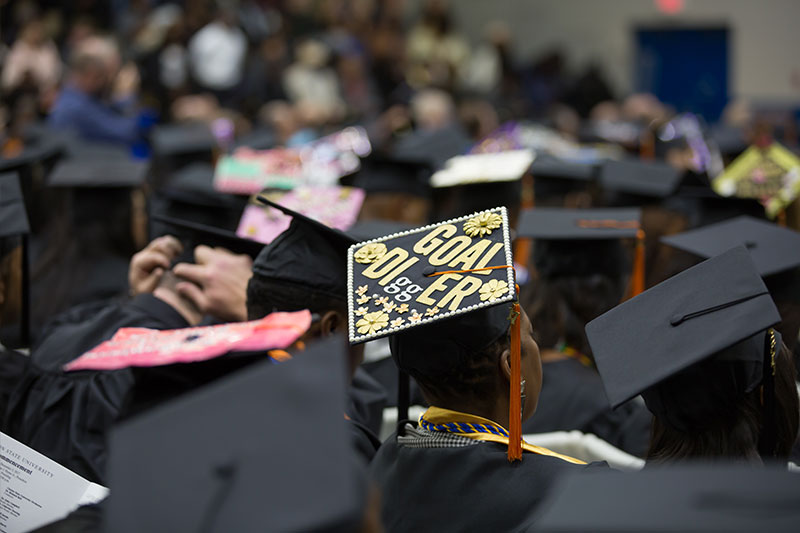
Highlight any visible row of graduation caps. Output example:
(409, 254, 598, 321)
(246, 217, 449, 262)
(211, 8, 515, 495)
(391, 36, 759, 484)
(0, 119, 798, 338)
(3, 128, 800, 529)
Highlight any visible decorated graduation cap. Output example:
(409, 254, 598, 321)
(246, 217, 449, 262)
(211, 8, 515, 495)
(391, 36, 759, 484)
(347, 207, 527, 460)
(252, 196, 356, 300)
(531, 465, 800, 532)
(104, 335, 365, 533)
(599, 159, 683, 199)
(711, 142, 800, 220)
(661, 215, 800, 278)
(150, 213, 265, 262)
(517, 207, 645, 296)
(429, 150, 534, 188)
(586, 246, 783, 458)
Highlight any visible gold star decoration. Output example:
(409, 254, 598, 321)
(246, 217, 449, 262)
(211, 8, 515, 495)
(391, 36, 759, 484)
(357, 294, 371, 305)
(355, 311, 390, 335)
(355, 306, 369, 317)
(356, 285, 369, 296)
(463, 212, 503, 238)
(390, 317, 405, 328)
(479, 279, 509, 302)
(395, 303, 409, 314)
(354, 243, 388, 264)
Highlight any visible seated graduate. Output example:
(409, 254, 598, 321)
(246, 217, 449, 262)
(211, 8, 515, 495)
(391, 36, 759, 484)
(517, 208, 652, 457)
(5, 222, 259, 483)
(244, 198, 385, 460)
(32, 337, 380, 533)
(0, 173, 31, 427)
(586, 246, 799, 464)
(349, 207, 602, 532)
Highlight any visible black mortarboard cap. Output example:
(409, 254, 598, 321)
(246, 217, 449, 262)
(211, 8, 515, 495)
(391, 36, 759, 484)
(347, 220, 414, 242)
(351, 154, 432, 198)
(599, 159, 683, 198)
(517, 207, 640, 280)
(151, 162, 246, 232)
(47, 158, 149, 188)
(391, 125, 472, 170)
(517, 207, 641, 240)
(105, 336, 364, 533)
(0, 128, 66, 172)
(529, 154, 596, 182)
(709, 124, 748, 158)
(251, 196, 356, 299)
(347, 208, 516, 373)
(530, 466, 800, 532)
(0, 172, 30, 237)
(150, 213, 264, 261)
(585, 246, 780, 409)
(661, 216, 800, 278)
(150, 122, 217, 157)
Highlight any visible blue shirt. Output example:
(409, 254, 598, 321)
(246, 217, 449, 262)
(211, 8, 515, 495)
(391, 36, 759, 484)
(48, 86, 141, 146)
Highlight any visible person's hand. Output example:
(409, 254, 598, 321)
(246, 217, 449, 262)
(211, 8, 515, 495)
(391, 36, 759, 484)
(113, 62, 140, 100)
(129, 236, 183, 296)
(172, 246, 254, 323)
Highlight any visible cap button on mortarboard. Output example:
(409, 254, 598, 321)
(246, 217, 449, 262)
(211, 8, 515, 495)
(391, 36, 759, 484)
(744, 240, 757, 249)
(670, 314, 684, 327)
(422, 266, 436, 277)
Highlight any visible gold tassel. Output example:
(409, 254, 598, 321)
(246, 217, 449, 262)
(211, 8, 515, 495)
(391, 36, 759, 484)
(630, 229, 646, 298)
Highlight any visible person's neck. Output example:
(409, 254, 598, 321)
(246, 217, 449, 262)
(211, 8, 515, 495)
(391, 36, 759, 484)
(433, 399, 510, 430)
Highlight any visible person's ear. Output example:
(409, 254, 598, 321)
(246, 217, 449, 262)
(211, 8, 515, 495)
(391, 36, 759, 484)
(319, 310, 343, 337)
(499, 347, 512, 383)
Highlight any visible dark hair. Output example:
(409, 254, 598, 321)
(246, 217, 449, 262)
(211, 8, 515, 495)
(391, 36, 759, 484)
(411, 333, 510, 408)
(246, 275, 346, 320)
(521, 273, 625, 359)
(647, 342, 799, 463)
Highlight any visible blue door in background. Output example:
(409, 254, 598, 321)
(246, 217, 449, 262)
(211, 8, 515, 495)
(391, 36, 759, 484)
(635, 27, 729, 122)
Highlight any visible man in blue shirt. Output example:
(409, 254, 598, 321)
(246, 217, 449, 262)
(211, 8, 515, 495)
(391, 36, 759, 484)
(49, 37, 145, 146)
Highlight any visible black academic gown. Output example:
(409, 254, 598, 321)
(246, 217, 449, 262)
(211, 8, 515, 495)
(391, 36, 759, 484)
(4, 294, 189, 483)
(0, 348, 29, 430)
(371, 429, 601, 532)
(522, 358, 652, 457)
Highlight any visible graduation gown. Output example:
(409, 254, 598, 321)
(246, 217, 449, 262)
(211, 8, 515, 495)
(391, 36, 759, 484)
(370, 409, 602, 532)
(0, 348, 29, 430)
(522, 358, 652, 457)
(4, 294, 189, 483)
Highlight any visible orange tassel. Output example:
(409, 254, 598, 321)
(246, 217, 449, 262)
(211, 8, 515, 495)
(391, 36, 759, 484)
(508, 287, 523, 462)
(629, 229, 646, 298)
(777, 210, 787, 227)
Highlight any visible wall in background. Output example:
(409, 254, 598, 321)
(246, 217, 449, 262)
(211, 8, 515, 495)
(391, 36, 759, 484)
(431, 0, 799, 105)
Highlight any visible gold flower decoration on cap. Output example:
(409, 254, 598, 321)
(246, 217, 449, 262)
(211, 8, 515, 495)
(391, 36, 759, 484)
(463, 212, 503, 238)
(354, 243, 388, 264)
(356, 311, 390, 335)
(479, 279, 509, 301)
